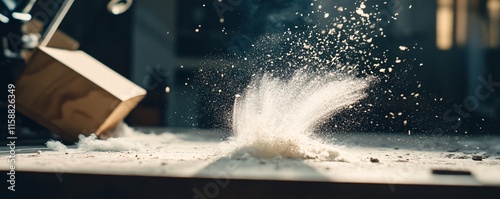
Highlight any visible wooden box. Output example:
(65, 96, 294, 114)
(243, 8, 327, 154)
(16, 46, 146, 142)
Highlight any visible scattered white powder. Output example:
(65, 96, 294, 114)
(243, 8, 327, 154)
(45, 122, 148, 152)
(229, 71, 371, 160)
(75, 134, 143, 152)
(100, 120, 144, 138)
(355, 2, 370, 18)
(46, 140, 68, 151)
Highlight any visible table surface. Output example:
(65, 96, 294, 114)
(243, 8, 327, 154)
(2, 127, 500, 187)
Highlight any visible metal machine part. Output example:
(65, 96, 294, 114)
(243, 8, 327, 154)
(38, 0, 72, 47)
(1, 0, 36, 59)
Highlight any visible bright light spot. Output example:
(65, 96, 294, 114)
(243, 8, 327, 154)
(436, 0, 454, 50)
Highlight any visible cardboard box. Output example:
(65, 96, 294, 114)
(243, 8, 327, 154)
(16, 46, 146, 142)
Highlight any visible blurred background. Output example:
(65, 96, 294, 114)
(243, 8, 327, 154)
(1, 0, 499, 143)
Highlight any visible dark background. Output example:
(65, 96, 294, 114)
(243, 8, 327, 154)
(1, 0, 499, 143)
